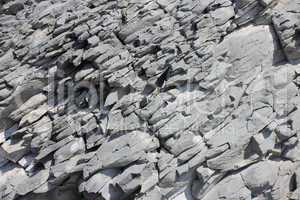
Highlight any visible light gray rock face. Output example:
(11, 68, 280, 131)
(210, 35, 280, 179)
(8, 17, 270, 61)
(0, 0, 300, 199)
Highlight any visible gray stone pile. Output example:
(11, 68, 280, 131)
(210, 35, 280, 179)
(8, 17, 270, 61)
(1, 0, 300, 199)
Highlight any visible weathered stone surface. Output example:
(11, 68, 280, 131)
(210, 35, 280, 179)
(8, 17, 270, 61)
(35, 136, 74, 161)
(15, 169, 50, 196)
(53, 137, 85, 164)
(9, 93, 47, 121)
(84, 131, 159, 178)
(0, 0, 300, 199)
(241, 161, 279, 193)
(192, 172, 249, 200)
(79, 168, 119, 195)
(272, 1, 300, 63)
(0, 139, 30, 163)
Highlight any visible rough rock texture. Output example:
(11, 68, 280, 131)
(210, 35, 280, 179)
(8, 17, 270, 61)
(1, 0, 300, 199)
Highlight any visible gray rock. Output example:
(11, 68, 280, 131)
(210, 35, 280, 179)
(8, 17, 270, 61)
(30, 116, 52, 149)
(196, 173, 251, 200)
(53, 137, 85, 164)
(79, 168, 119, 194)
(135, 186, 162, 200)
(241, 161, 279, 193)
(271, 161, 295, 200)
(9, 93, 47, 121)
(205, 119, 254, 171)
(35, 136, 75, 161)
(18, 154, 35, 168)
(0, 139, 30, 163)
(210, 6, 235, 26)
(115, 163, 158, 194)
(0, 125, 18, 144)
(164, 132, 202, 156)
(258, 0, 273, 7)
(272, 4, 300, 63)
(19, 104, 49, 127)
(2, 0, 25, 15)
(234, 0, 264, 26)
(0, 163, 26, 190)
(52, 116, 81, 140)
(15, 169, 50, 196)
(196, 166, 214, 184)
(215, 25, 284, 80)
(252, 131, 276, 155)
(84, 131, 159, 178)
(192, 171, 226, 199)
(51, 152, 95, 178)
(1, 0, 300, 199)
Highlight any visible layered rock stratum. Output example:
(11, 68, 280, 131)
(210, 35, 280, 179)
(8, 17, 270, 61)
(1, 0, 300, 199)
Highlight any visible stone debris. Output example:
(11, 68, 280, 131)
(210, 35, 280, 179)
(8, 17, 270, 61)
(0, 0, 300, 199)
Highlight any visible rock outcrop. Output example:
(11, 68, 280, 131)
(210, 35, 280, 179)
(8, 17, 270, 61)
(1, 0, 300, 199)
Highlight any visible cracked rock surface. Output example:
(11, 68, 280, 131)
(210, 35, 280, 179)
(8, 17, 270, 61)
(1, 0, 300, 199)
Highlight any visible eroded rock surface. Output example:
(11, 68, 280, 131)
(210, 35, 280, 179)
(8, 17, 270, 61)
(1, 0, 300, 199)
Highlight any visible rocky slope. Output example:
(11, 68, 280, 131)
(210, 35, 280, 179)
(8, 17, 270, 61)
(1, 0, 300, 199)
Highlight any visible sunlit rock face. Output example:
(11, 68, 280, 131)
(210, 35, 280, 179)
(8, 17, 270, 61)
(0, 0, 300, 199)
